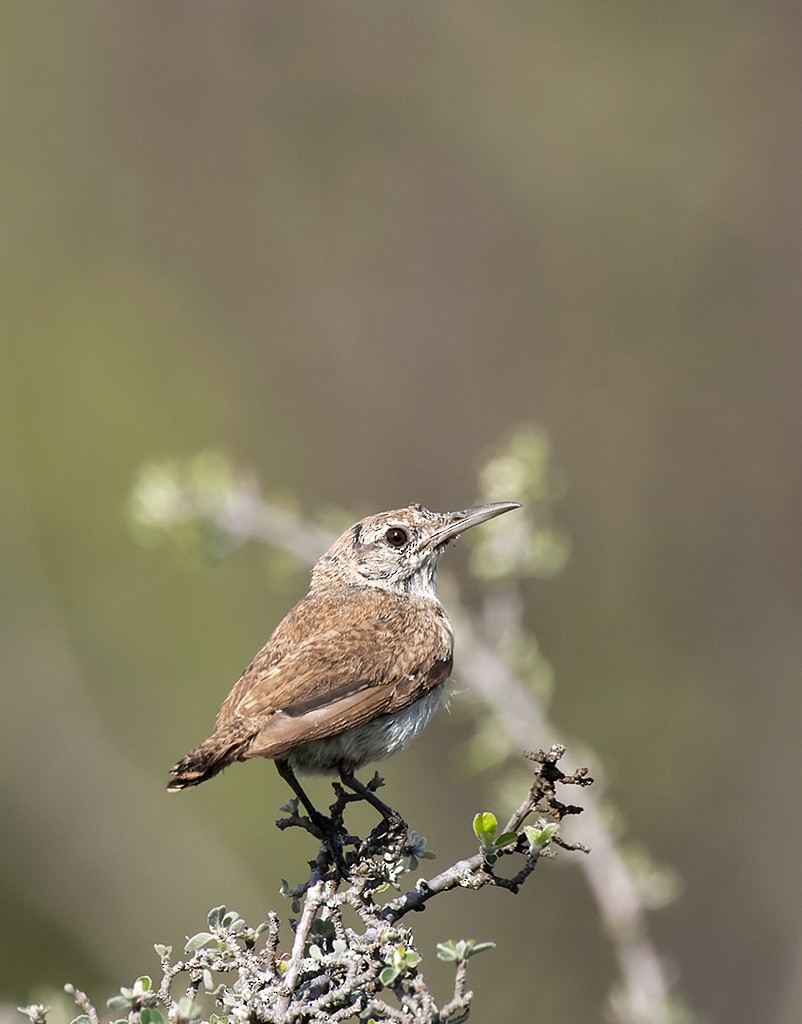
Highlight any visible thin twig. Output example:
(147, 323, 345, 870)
(380, 772, 553, 923)
(279, 878, 326, 1008)
(439, 960, 472, 1023)
(63, 986, 100, 1024)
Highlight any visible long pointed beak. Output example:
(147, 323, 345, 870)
(427, 501, 521, 548)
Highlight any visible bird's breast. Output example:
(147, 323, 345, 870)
(284, 685, 446, 774)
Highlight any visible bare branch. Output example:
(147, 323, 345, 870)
(62, 986, 99, 1024)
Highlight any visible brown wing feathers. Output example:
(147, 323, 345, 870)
(167, 589, 452, 789)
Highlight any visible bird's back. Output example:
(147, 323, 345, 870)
(169, 586, 453, 786)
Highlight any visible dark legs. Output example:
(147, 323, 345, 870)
(275, 757, 325, 824)
(338, 766, 398, 820)
(275, 758, 351, 874)
(274, 760, 403, 876)
(275, 758, 394, 821)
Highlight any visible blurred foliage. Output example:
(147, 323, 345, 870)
(469, 426, 570, 582)
(129, 452, 250, 564)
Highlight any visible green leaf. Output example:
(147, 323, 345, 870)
(140, 1010, 164, 1024)
(464, 941, 496, 959)
(153, 944, 171, 958)
(70, 1017, 91, 1024)
(524, 822, 559, 850)
(184, 931, 216, 953)
(106, 998, 130, 1011)
(402, 950, 421, 969)
(379, 966, 399, 986)
(436, 943, 457, 961)
(495, 831, 518, 847)
(176, 997, 201, 1022)
(207, 907, 226, 929)
(472, 812, 498, 844)
(437, 938, 496, 963)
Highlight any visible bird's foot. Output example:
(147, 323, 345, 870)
(337, 767, 397, 820)
(363, 810, 407, 853)
(275, 802, 353, 877)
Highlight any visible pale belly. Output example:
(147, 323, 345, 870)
(285, 685, 446, 774)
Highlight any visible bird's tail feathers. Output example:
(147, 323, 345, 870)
(167, 727, 252, 792)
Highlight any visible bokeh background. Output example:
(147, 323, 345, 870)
(2, 3, 801, 1022)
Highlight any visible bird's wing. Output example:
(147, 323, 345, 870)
(245, 664, 451, 759)
(223, 589, 452, 758)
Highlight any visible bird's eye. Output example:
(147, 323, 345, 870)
(384, 526, 409, 548)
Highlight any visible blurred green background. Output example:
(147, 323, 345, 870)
(1, 3, 801, 1022)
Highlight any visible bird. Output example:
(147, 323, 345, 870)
(167, 501, 520, 812)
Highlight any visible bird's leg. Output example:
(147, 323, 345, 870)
(275, 759, 347, 873)
(338, 767, 399, 820)
(275, 758, 326, 823)
(338, 767, 408, 856)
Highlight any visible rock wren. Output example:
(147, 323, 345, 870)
(167, 501, 519, 804)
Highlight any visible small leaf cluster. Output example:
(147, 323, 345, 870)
(378, 944, 422, 986)
(404, 830, 436, 872)
(106, 975, 160, 1016)
(183, 905, 256, 956)
(523, 821, 559, 852)
(367, 831, 436, 892)
(472, 812, 519, 867)
(436, 939, 496, 963)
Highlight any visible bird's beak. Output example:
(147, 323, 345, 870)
(427, 501, 521, 548)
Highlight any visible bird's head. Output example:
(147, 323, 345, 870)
(311, 501, 520, 597)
